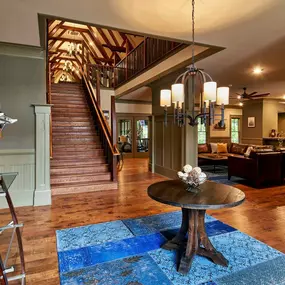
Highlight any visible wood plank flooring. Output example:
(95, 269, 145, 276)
(1, 158, 285, 284)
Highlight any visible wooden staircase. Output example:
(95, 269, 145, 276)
(50, 82, 118, 195)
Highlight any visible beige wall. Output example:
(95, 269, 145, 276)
(242, 100, 263, 145)
(116, 103, 151, 114)
(0, 52, 45, 149)
(262, 100, 279, 137)
(100, 89, 152, 125)
(210, 107, 242, 138)
(278, 113, 285, 133)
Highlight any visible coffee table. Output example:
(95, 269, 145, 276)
(198, 154, 228, 172)
(147, 179, 245, 274)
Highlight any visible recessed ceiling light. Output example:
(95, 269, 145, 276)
(90, 42, 94, 46)
(253, 67, 263, 74)
(237, 95, 241, 100)
(239, 102, 243, 106)
(283, 94, 285, 99)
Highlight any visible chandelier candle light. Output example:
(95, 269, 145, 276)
(160, 0, 229, 127)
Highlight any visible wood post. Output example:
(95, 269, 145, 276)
(111, 96, 117, 182)
(96, 69, 101, 106)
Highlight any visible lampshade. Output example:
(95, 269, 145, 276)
(204, 100, 209, 108)
(217, 87, 229, 105)
(171, 84, 184, 103)
(203, 81, 217, 102)
(160, 89, 171, 107)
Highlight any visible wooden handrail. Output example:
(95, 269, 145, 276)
(81, 70, 119, 156)
(115, 38, 146, 67)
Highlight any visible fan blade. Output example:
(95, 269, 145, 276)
(251, 93, 270, 97)
(248, 92, 257, 96)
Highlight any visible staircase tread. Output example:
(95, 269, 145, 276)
(51, 180, 116, 187)
(51, 164, 108, 169)
(51, 171, 110, 178)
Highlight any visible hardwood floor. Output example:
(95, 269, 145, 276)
(1, 158, 285, 284)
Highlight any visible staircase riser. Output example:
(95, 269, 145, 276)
(51, 156, 105, 162)
(51, 94, 86, 100)
(52, 183, 118, 195)
(52, 127, 95, 132)
(52, 108, 90, 112)
(52, 118, 93, 123)
(51, 104, 88, 108)
(52, 132, 97, 137)
(52, 122, 93, 127)
(53, 153, 104, 157)
(51, 174, 111, 184)
(51, 93, 86, 98)
(52, 146, 102, 151)
(50, 167, 108, 175)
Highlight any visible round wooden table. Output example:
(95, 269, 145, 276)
(147, 179, 245, 275)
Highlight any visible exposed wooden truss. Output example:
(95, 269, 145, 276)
(48, 20, 144, 76)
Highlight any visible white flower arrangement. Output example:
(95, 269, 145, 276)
(177, 164, 207, 189)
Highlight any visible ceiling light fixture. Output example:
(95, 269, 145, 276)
(239, 102, 243, 106)
(159, 0, 229, 127)
(253, 67, 263, 74)
(282, 95, 285, 99)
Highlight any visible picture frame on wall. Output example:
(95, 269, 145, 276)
(248, 117, 255, 128)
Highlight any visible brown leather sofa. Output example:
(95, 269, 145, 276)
(198, 143, 248, 166)
(228, 151, 283, 188)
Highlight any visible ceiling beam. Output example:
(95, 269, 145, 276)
(48, 29, 66, 50)
(55, 48, 113, 63)
(119, 32, 134, 50)
(49, 36, 83, 43)
(87, 26, 110, 61)
(49, 21, 64, 38)
(102, 44, 126, 53)
(108, 30, 120, 46)
(80, 33, 102, 65)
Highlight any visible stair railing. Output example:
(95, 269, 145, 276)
(81, 66, 119, 182)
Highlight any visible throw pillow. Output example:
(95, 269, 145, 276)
(210, 143, 218, 153)
(244, 146, 253, 157)
(217, 143, 228, 153)
(198, 144, 210, 153)
(231, 143, 248, 155)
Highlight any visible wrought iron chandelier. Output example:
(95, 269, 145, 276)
(67, 42, 81, 56)
(160, 0, 229, 127)
(63, 60, 75, 73)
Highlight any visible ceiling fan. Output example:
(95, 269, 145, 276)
(235, 87, 270, 100)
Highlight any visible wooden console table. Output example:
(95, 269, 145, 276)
(0, 173, 26, 284)
(148, 179, 245, 274)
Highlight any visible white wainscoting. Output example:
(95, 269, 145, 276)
(0, 149, 35, 208)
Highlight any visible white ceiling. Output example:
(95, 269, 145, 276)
(1, 0, 285, 98)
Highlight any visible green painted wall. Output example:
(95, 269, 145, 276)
(0, 53, 45, 149)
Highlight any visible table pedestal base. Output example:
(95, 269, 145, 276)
(162, 208, 228, 275)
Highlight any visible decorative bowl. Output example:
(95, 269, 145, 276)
(177, 165, 207, 193)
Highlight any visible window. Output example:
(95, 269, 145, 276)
(198, 118, 206, 144)
(231, 118, 240, 143)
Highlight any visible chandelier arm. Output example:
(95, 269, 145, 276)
(200, 70, 214, 82)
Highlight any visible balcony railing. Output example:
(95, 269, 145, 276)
(87, 37, 186, 89)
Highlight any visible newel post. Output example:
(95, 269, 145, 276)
(111, 96, 117, 182)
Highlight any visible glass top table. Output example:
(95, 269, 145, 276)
(0, 172, 26, 285)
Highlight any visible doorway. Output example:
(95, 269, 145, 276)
(117, 114, 149, 158)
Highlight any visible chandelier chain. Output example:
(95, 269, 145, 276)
(191, 0, 195, 66)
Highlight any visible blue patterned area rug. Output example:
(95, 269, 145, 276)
(56, 211, 285, 285)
